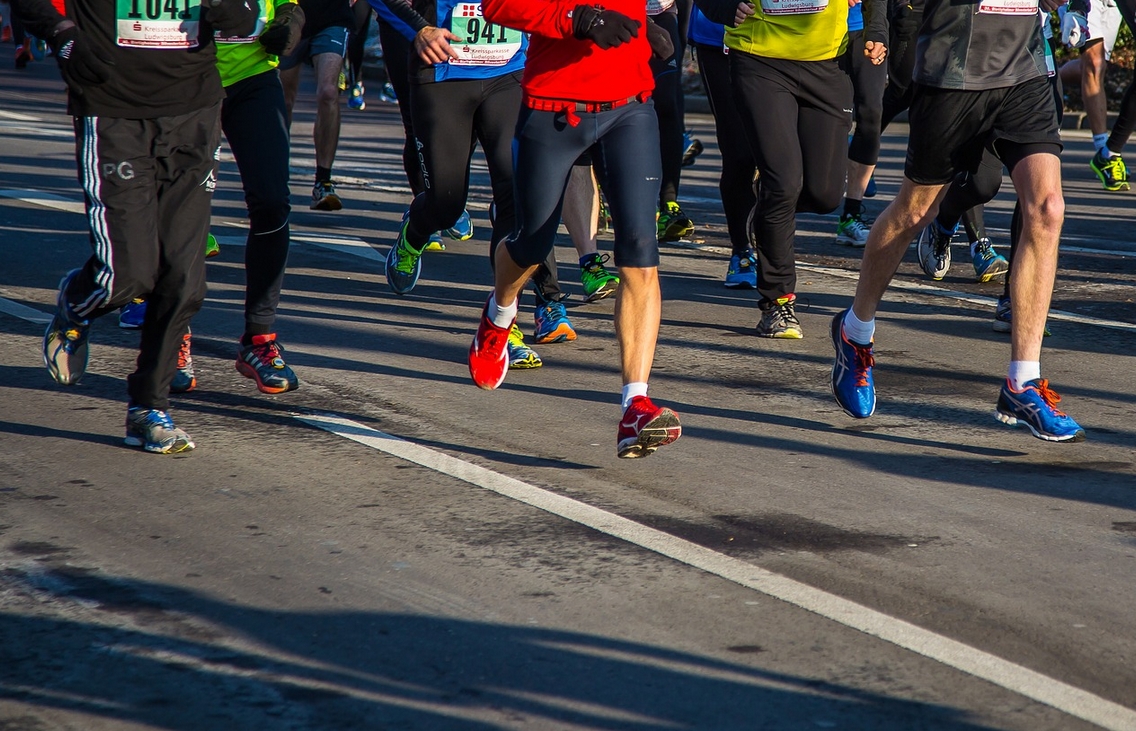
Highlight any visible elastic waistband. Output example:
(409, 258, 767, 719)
(524, 93, 650, 126)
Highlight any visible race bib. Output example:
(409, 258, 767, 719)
(116, 0, 201, 48)
(978, 0, 1038, 15)
(215, 17, 266, 43)
(448, 2, 522, 66)
(759, 0, 828, 15)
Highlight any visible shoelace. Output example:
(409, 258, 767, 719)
(177, 338, 192, 369)
(480, 326, 508, 356)
(1031, 379, 1067, 416)
(852, 343, 875, 387)
(249, 340, 283, 367)
(584, 253, 612, 273)
(395, 238, 421, 273)
(541, 303, 566, 322)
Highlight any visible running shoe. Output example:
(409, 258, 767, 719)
(205, 232, 220, 258)
(617, 395, 681, 459)
(830, 309, 875, 419)
(724, 249, 758, 289)
(533, 300, 577, 343)
(992, 296, 1051, 336)
(125, 405, 195, 453)
(598, 189, 612, 234)
(1090, 150, 1130, 192)
(580, 253, 620, 301)
(169, 330, 196, 394)
(864, 175, 877, 198)
(971, 238, 1009, 283)
(337, 68, 348, 91)
(681, 131, 703, 167)
(15, 42, 31, 69)
(310, 181, 343, 211)
(469, 298, 511, 390)
(236, 334, 299, 394)
(836, 212, 871, 247)
(657, 201, 694, 242)
(995, 378, 1085, 442)
(43, 274, 89, 386)
(347, 81, 366, 111)
(379, 82, 398, 102)
(424, 232, 446, 252)
(444, 209, 474, 241)
(507, 324, 542, 369)
(118, 298, 147, 329)
(386, 213, 425, 295)
(916, 221, 953, 280)
(756, 294, 803, 339)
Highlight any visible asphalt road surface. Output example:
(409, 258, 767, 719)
(2, 60, 1135, 731)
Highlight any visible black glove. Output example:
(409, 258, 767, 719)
(50, 25, 114, 95)
(206, 0, 260, 37)
(572, 4, 640, 49)
(259, 2, 304, 56)
(645, 16, 673, 59)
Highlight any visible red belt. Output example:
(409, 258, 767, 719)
(525, 92, 650, 126)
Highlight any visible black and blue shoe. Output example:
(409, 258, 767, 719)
(830, 309, 875, 419)
(118, 298, 147, 329)
(43, 271, 90, 385)
(125, 405, 195, 453)
(444, 209, 474, 241)
(385, 212, 425, 295)
(995, 379, 1085, 442)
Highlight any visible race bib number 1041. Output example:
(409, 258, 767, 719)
(116, 0, 201, 48)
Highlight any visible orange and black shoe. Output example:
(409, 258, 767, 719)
(170, 330, 197, 394)
(236, 334, 299, 394)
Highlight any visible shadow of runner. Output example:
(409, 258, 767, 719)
(0, 567, 1002, 731)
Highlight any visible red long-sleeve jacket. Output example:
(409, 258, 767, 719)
(482, 0, 653, 103)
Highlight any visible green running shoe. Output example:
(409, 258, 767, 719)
(1090, 150, 1130, 191)
(385, 212, 425, 295)
(579, 252, 620, 302)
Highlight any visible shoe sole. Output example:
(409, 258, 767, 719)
(310, 197, 343, 211)
(617, 410, 681, 458)
(125, 433, 196, 453)
(658, 223, 694, 243)
(994, 410, 1086, 442)
(974, 260, 1009, 283)
(835, 234, 867, 248)
(584, 281, 619, 302)
(756, 328, 803, 339)
(235, 361, 299, 394)
(508, 358, 543, 369)
(534, 325, 577, 344)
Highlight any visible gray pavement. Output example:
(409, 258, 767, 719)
(1, 61, 1136, 731)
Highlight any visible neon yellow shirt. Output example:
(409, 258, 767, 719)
(725, 0, 849, 62)
(216, 0, 298, 87)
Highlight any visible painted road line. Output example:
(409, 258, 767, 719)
(0, 189, 86, 215)
(291, 233, 383, 263)
(0, 110, 40, 122)
(0, 297, 52, 325)
(297, 412, 1136, 731)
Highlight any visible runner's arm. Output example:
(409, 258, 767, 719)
(482, 0, 575, 38)
(9, 0, 66, 40)
(862, 0, 888, 59)
(371, 0, 430, 33)
(693, 0, 750, 27)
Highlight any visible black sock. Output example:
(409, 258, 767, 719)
(316, 166, 332, 184)
(843, 198, 863, 218)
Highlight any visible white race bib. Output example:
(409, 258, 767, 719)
(978, 0, 1039, 15)
(448, 2, 522, 66)
(759, 0, 828, 16)
(116, 0, 201, 48)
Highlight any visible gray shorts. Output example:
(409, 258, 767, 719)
(278, 25, 350, 70)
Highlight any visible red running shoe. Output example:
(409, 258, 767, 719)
(469, 298, 511, 390)
(617, 396, 681, 458)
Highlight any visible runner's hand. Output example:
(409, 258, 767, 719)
(864, 39, 887, 65)
(645, 16, 673, 59)
(206, 0, 260, 38)
(259, 2, 305, 56)
(415, 26, 460, 64)
(572, 5, 640, 49)
(50, 24, 114, 96)
(733, 2, 755, 25)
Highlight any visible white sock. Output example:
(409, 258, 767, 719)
(621, 382, 648, 410)
(842, 309, 875, 345)
(1093, 133, 1110, 156)
(488, 293, 517, 329)
(1007, 361, 1041, 391)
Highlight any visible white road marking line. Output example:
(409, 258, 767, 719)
(0, 110, 42, 122)
(0, 298, 52, 324)
(297, 413, 1136, 731)
(0, 189, 86, 215)
(291, 233, 383, 263)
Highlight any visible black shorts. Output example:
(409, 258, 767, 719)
(905, 76, 1061, 185)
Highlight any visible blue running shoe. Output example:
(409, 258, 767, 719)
(971, 238, 1008, 283)
(995, 379, 1085, 442)
(725, 249, 758, 289)
(507, 325, 542, 369)
(385, 212, 425, 295)
(533, 300, 577, 344)
(43, 273, 90, 385)
(119, 298, 147, 329)
(864, 175, 877, 198)
(424, 232, 446, 252)
(444, 209, 474, 241)
(125, 405, 195, 453)
(830, 309, 875, 418)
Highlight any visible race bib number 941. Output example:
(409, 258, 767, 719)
(116, 0, 201, 48)
(448, 2, 521, 66)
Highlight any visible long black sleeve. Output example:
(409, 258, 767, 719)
(9, 0, 65, 40)
(375, 0, 429, 33)
(862, 0, 888, 46)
